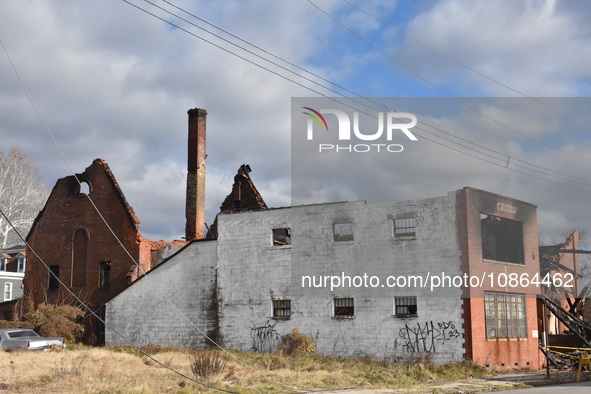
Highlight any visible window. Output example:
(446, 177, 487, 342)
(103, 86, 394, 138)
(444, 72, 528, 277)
(333, 223, 353, 242)
(394, 217, 417, 237)
(480, 213, 524, 264)
(0, 258, 6, 271)
(484, 292, 527, 339)
(48, 265, 60, 290)
(76, 179, 91, 195)
(17, 257, 26, 273)
(272, 228, 291, 246)
(100, 262, 111, 288)
(394, 296, 418, 317)
(334, 297, 354, 317)
(272, 299, 291, 319)
(3, 282, 12, 301)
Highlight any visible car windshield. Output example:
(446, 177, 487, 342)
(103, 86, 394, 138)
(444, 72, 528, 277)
(7, 330, 40, 338)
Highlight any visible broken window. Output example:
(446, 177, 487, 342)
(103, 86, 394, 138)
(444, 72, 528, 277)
(394, 296, 418, 317)
(0, 258, 6, 271)
(272, 299, 291, 319)
(48, 265, 60, 290)
(484, 291, 527, 339)
(394, 217, 417, 237)
(100, 262, 111, 288)
(272, 228, 291, 246)
(334, 297, 354, 317)
(333, 223, 353, 242)
(75, 179, 91, 195)
(480, 213, 524, 264)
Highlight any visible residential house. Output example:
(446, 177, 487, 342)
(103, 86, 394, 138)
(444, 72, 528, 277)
(0, 245, 26, 320)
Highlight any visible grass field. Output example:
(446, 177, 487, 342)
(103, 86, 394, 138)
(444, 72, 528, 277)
(0, 345, 491, 393)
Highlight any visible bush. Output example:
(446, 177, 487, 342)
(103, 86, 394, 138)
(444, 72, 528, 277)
(0, 320, 33, 329)
(190, 349, 229, 381)
(278, 328, 315, 357)
(25, 303, 84, 343)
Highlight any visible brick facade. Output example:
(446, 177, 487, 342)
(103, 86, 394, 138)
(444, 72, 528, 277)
(457, 187, 542, 369)
(24, 159, 186, 343)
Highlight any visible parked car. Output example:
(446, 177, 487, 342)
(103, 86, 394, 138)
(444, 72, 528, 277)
(0, 328, 66, 351)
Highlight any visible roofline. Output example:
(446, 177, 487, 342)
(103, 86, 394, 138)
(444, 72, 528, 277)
(105, 238, 217, 305)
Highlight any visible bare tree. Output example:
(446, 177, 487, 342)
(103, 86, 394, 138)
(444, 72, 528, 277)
(0, 147, 49, 249)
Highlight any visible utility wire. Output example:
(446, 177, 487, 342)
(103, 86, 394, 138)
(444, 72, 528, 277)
(1, 37, 302, 393)
(340, 0, 591, 130)
(306, 0, 591, 164)
(134, 0, 591, 190)
(0, 206, 237, 393)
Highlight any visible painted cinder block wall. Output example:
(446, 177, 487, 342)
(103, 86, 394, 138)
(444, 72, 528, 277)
(457, 187, 542, 369)
(106, 240, 218, 347)
(105, 187, 544, 368)
(216, 195, 466, 363)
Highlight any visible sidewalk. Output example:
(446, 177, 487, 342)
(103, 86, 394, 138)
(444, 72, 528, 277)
(316, 369, 591, 393)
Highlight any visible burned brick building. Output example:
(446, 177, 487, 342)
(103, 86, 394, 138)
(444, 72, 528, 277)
(23, 158, 179, 342)
(23, 109, 213, 343)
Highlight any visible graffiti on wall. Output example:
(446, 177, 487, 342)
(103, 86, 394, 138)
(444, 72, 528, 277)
(250, 320, 280, 353)
(399, 321, 460, 353)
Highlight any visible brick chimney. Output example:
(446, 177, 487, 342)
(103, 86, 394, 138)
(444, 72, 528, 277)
(185, 108, 207, 240)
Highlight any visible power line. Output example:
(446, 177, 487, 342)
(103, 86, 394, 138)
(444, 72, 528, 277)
(306, 0, 591, 165)
(339, 0, 591, 129)
(0, 206, 237, 393)
(136, 0, 591, 190)
(131, 0, 591, 191)
(1, 36, 302, 393)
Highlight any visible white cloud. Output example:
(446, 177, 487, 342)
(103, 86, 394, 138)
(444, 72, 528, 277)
(1, 0, 590, 244)
(400, 0, 591, 96)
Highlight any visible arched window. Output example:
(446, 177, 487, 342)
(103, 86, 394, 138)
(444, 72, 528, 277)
(72, 229, 88, 288)
(75, 179, 91, 195)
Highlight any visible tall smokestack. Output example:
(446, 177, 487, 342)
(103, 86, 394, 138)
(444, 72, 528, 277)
(185, 108, 207, 240)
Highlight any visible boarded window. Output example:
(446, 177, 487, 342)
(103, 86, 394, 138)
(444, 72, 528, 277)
(48, 265, 60, 290)
(394, 296, 418, 317)
(333, 223, 353, 242)
(480, 214, 524, 264)
(273, 299, 291, 318)
(334, 297, 354, 316)
(394, 217, 417, 237)
(99, 262, 111, 288)
(484, 292, 527, 338)
(272, 228, 291, 246)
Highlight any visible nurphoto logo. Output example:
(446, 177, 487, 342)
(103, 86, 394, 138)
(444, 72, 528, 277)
(302, 107, 418, 153)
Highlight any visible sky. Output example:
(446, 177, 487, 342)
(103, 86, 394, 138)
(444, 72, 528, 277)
(1, 0, 590, 245)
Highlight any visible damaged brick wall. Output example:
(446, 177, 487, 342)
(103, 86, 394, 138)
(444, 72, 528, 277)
(25, 159, 154, 343)
(207, 164, 268, 238)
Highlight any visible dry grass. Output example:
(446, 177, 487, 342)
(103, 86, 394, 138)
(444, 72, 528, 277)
(0, 345, 491, 393)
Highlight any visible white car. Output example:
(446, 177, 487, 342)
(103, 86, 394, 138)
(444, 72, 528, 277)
(0, 328, 66, 351)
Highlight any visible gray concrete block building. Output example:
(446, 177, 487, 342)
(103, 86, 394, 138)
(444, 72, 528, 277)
(104, 109, 544, 368)
(107, 191, 469, 363)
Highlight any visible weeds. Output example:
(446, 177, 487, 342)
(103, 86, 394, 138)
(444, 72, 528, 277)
(190, 349, 231, 381)
(0, 345, 494, 393)
(278, 328, 315, 356)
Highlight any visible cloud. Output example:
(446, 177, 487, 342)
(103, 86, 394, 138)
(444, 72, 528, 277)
(399, 0, 591, 96)
(1, 0, 590, 244)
